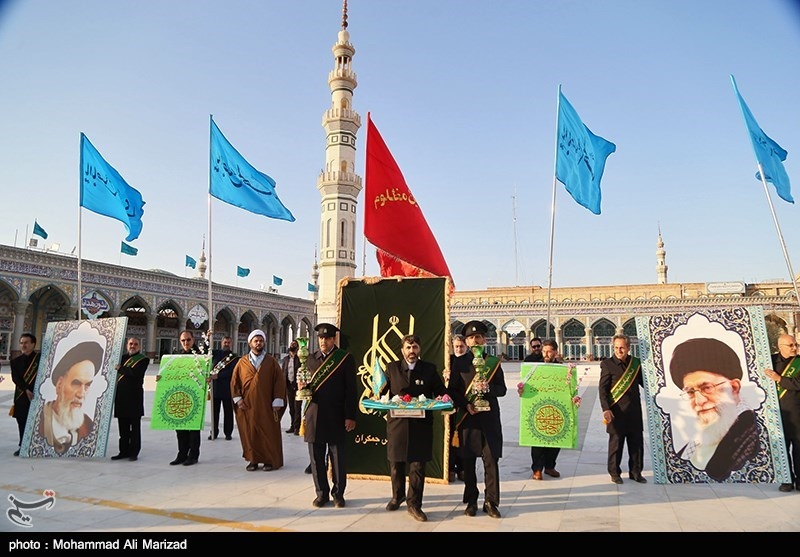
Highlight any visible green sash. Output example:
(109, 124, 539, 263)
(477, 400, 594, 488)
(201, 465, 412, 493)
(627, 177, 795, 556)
(452, 354, 501, 443)
(14, 353, 40, 402)
(118, 353, 148, 384)
(778, 356, 800, 399)
(302, 348, 348, 416)
(609, 356, 640, 406)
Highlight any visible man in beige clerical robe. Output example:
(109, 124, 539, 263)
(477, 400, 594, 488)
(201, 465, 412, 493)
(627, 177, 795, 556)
(231, 329, 287, 471)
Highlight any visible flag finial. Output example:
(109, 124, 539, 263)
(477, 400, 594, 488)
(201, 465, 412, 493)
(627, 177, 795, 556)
(342, 0, 348, 29)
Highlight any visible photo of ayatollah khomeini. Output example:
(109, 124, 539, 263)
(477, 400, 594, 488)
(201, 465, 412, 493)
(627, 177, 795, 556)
(38, 340, 105, 455)
(669, 337, 760, 481)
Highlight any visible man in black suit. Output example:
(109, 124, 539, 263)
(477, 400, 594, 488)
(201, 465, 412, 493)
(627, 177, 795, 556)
(764, 334, 800, 492)
(282, 340, 302, 435)
(302, 323, 357, 509)
(599, 334, 646, 484)
(209, 336, 236, 441)
(111, 337, 150, 461)
(383, 334, 451, 522)
(10, 333, 39, 456)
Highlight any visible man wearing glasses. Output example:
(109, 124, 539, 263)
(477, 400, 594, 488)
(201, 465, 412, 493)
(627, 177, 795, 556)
(669, 337, 759, 481)
(524, 337, 544, 363)
(764, 334, 800, 492)
(169, 331, 203, 466)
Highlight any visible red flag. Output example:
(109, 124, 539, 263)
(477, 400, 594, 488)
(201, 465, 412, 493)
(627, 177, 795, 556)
(364, 114, 454, 289)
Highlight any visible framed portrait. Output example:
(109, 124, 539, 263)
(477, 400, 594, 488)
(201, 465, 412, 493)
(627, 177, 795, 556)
(636, 306, 790, 484)
(21, 317, 128, 458)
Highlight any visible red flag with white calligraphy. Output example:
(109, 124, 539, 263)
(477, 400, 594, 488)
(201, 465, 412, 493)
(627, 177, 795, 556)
(364, 113, 454, 290)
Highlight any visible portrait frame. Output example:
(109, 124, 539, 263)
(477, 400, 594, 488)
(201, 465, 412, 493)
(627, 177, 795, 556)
(636, 306, 790, 484)
(21, 317, 128, 458)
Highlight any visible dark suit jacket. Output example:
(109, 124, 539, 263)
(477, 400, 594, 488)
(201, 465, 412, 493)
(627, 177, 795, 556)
(114, 352, 149, 418)
(772, 353, 800, 439)
(211, 349, 237, 399)
(384, 358, 447, 463)
(282, 353, 301, 390)
(598, 355, 644, 435)
(303, 347, 358, 445)
(10, 351, 40, 417)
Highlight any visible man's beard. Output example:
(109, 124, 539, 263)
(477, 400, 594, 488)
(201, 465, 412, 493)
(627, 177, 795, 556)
(695, 393, 741, 446)
(54, 398, 85, 431)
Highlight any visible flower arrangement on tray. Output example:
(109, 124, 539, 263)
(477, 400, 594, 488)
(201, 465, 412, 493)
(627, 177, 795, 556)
(362, 393, 454, 411)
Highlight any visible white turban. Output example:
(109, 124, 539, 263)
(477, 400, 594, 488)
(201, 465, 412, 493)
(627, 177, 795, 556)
(248, 329, 266, 343)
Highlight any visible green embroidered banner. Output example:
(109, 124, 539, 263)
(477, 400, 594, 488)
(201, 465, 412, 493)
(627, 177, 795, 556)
(339, 276, 449, 480)
(151, 355, 210, 430)
(519, 363, 578, 449)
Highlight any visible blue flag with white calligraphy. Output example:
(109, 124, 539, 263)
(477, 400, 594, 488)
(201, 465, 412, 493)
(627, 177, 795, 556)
(237, 266, 250, 278)
(32, 220, 48, 239)
(555, 89, 616, 215)
(80, 133, 146, 241)
(731, 76, 793, 204)
(185, 255, 197, 269)
(209, 118, 295, 222)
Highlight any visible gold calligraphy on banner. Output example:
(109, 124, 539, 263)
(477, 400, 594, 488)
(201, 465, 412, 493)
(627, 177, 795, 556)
(373, 188, 417, 210)
(357, 315, 416, 413)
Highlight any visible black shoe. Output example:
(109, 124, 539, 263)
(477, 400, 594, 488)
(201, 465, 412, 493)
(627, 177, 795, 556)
(386, 498, 405, 511)
(456, 471, 464, 482)
(263, 464, 274, 471)
(611, 476, 623, 484)
(225, 435, 232, 440)
(294, 431, 300, 436)
(483, 502, 501, 519)
(464, 503, 477, 517)
(304, 464, 312, 474)
(110, 454, 128, 460)
(182, 458, 198, 466)
(128, 456, 138, 461)
(779, 483, 794, 492)
(13, 449, 20, 457)
(629, 474, 647, 484)
(169, 457, 186, 466)
(285, 428, 295, 434)
(246, 462, 259, 471)
(312, 496, 329, 508)
(208, 433, 217, 440)
(333, 497, 345, 508)
(408, 506, 427, 522)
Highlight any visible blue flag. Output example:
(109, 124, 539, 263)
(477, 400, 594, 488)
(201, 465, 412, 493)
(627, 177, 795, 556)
(80, 133, 146, 241)
(120, 241, 138, 256)
(555, 89, 616, 215)
(209, 118, 295, 222)
(273, 275, 283, 286)
(307, 283, 318, 293)
(731, 76, 793, 204)
(186, 255, 197, 269)
(237, 266, 250, 278)
(32, 221, 48, 239)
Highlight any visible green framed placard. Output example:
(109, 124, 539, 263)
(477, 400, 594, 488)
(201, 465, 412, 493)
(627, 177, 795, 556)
(519, 363, 578, 449)
(151, 354, 210, 430)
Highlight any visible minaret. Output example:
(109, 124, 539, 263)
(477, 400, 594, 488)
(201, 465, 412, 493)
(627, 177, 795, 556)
(316, 0, 362, 325)
(656, 226, 668, 284)
(197, 237, 207, 279)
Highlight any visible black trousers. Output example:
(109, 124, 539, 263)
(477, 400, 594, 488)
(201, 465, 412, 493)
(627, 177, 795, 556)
(286, 386, 302, 432)
(14, 406, 29, 446)
(783, 427, 800, 485)
(176, 430, 201, 460)
(462, 440, 500, 506)
(117, 416, 142, 457)
(309, 442, 346, 499)
(530, 446, 560, 472)
(211, 397, 234, 438)
(607, 430, 644, 477)
(390, 461, 426, 508)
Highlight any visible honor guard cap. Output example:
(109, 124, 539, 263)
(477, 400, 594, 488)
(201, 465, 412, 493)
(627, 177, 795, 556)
(461, 320, 488, 337)
(315, 323, 340, 338)
(669, 337, 743, 389)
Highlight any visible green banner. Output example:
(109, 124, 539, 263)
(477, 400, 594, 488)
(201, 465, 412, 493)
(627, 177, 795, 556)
(339, 277, 448, 479)
(151, 355, 210, 430)
(519, 363, 578, 449)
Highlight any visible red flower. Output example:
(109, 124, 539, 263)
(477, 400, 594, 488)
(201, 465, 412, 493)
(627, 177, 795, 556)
(401, 394, 413, 403)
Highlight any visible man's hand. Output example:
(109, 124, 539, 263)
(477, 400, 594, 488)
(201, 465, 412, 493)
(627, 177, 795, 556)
(467, 403, 476, 415)
(602, 410, 613, 424)
(237, 400, 248, 411)
(764, 368, 781, 382)
(344, 419, 356, 432)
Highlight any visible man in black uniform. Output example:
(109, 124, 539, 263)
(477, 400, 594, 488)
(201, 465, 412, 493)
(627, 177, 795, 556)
(598, 334, 646, 484)
(209, 335, 236, 441)
(302, 323, 357, 509)
(112, 337, 150, 461)
(448, 333, 470, 481)
(170, 330, 202, 466)
(10, 333, 40, 456)
(383, 334, 454, 522)
(449, 320, 506, 519)
(764, 333, 800, 492)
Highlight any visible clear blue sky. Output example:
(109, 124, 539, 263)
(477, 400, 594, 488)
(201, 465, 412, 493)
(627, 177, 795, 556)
(1, 0, 799, 300)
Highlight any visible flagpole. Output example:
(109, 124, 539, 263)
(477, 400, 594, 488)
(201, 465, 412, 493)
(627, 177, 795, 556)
(77, 138, 83, 322)
(757, 162, 800, 308)
(544, 87, 562, 340)
(207, 116, 215, 441)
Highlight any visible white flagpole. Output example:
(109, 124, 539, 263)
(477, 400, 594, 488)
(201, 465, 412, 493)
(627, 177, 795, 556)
(544, 86, 562, 339)
(77, 208, 83, 322)
(756, 162, 800, 308)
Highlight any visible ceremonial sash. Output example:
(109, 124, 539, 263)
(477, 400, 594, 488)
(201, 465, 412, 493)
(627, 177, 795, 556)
(118, 353, 147, 383)
(609, 357, 640, 406)
(299, 348, 349, 435)
(777, 356, 800, 399)
(10, 353, 39, 417)
(451, 354, 501, 447)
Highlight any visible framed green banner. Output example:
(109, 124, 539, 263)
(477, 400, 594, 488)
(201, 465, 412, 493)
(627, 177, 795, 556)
(151, 354, 210, 430)
(519, 363, 578, 449)
(339, 276, 450, 481)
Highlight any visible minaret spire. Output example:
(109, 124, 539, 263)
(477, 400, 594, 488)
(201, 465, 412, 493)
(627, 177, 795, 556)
(341, 0, 348, 29)
(656, 225, 668, 285)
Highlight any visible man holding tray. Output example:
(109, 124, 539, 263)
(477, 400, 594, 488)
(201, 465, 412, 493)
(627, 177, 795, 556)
(383, 334, 454, 522)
